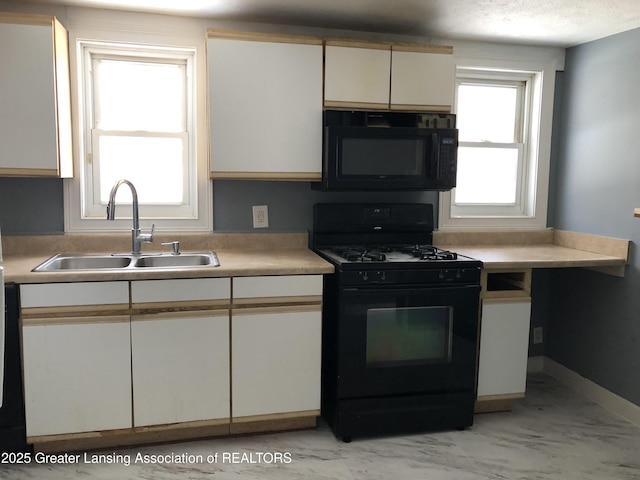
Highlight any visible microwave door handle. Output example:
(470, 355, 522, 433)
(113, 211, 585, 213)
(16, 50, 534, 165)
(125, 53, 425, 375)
(430, 133, 439, 179)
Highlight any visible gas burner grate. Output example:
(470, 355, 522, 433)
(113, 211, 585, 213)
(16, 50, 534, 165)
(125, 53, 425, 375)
(400, 244, 458, 261)
(333, 247, 387, 262)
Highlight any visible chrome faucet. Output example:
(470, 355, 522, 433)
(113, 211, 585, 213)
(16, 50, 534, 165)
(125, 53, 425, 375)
(106, 179, 155, 255)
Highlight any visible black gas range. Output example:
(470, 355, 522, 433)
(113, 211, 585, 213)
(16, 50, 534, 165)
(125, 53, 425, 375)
(313, 203, 482, 442)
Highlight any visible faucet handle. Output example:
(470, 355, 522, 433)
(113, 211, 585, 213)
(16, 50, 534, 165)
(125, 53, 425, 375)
(161, 241, 181, 255)
(138, 223, 155, 244)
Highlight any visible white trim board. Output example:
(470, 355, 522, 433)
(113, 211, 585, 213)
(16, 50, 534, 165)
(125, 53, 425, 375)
(526, 356, 640, 428)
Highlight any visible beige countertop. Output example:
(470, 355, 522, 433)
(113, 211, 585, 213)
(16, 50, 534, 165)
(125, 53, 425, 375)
(1, 248, 334, 284)
(1, 229, 630, 284)
(1, 232, 334, 284)
(437, 243, 627, 269)
(434, 228, 629, 274)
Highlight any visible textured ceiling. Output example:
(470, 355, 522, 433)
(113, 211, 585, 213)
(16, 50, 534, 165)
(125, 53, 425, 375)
(17, 0, 640, 47)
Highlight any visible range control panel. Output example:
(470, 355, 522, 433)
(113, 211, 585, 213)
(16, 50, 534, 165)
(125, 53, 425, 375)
(340, 267, 481, 286)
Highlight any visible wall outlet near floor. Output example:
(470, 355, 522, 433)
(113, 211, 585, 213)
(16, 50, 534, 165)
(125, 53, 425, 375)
(252, 205, 269, 228)
(533, 327, 544, 344)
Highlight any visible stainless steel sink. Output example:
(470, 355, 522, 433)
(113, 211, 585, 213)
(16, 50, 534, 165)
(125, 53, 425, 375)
(133, 252, 219, 268)
(32, 252, 219, 272)
(33, 254, 133, 272)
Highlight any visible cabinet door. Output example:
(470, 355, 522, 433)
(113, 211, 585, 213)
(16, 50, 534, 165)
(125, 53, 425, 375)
(22, 317, 132, 437)
(231, 307, 321, 418)
(208, 36, 323, 180)
(0, 14, 72, 177)
(324, 43, 391, 109)
(131, 310, 230, 427)
(477, 299, 532, 398)
(390, 48, 454, 112)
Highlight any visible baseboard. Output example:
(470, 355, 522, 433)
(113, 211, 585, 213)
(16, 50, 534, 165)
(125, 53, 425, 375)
(542, 357, 640, 428)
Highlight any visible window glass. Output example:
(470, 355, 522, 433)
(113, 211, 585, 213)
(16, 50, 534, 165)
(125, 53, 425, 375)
(457, 84, 519, 143)
(96, 135, 185, 204)
(93, 58, 185, 132)
(453, 78, 525, 207)
(454, 146, 519, 204)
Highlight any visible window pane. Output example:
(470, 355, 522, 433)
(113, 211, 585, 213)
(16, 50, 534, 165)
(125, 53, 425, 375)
(454, 147, 519, 204)
(457, 84, 518, 143)
(98, 136, 184, 204)
(94, 59, 185, 132)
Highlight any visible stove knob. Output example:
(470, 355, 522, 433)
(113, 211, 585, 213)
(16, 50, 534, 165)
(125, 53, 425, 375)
(361, 272, 368, 281)
(380, 271, 386, 281)
(438, 270, 445, 280)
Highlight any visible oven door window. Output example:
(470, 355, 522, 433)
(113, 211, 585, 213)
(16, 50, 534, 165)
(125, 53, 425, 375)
(366, 306, 452, 367)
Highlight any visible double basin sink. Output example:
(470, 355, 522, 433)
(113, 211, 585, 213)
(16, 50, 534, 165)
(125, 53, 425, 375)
(33, 252, 220, 272)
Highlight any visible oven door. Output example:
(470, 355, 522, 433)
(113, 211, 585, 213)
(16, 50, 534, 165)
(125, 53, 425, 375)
(336, 284, 480, 399)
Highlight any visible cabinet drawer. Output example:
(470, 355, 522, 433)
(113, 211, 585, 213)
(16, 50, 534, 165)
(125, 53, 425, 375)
(233, 275, 322, 302)
(20, 282, 128, 308)
(131, 278, 230, 304)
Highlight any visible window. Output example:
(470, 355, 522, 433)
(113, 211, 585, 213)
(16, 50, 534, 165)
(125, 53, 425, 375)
(439, 65, 554, 230)
(455, 79, 525, 207)
(65, 39, 211, 232)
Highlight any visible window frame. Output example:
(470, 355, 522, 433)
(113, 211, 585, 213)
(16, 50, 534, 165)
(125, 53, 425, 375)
(65, 30, 211, 233)
(453, 72, 530, 216)
(439, 58, 556, 231)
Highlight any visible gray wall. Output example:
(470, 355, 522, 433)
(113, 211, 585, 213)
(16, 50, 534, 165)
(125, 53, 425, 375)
(212, 180, 439, 232)
(0, 178, 64, 234)
(0, 177, 438, 234)
(548, 27, 640, 405)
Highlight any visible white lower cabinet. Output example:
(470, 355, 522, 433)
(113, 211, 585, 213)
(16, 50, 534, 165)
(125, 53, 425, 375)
(131, 311, 230, 427)
(231, 307, 322, 418)
(231, 275, 323, 420)
(477, 298, 532, 398)
(131, 278, 231, 427)
(21, 282, 131, 437)
(20, 274, 323, 447)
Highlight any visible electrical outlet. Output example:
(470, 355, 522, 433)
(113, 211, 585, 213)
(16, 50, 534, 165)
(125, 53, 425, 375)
(252, 205, 269, 228)
(533, 327, 543, 344)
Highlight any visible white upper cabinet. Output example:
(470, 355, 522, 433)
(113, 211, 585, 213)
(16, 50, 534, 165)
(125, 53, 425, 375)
(0, 13, 73, 177)
(208, 32, 323, 180)
(390, 46, 455, 111)
(324, 40, 454, 112)
(324, 42, 391, 109)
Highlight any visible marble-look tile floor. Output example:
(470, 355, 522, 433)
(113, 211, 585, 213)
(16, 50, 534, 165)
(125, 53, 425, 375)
(2, 374, 639, 480)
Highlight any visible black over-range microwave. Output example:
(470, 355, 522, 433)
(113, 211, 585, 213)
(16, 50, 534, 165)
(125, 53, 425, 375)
(312, 110, 458, 191)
